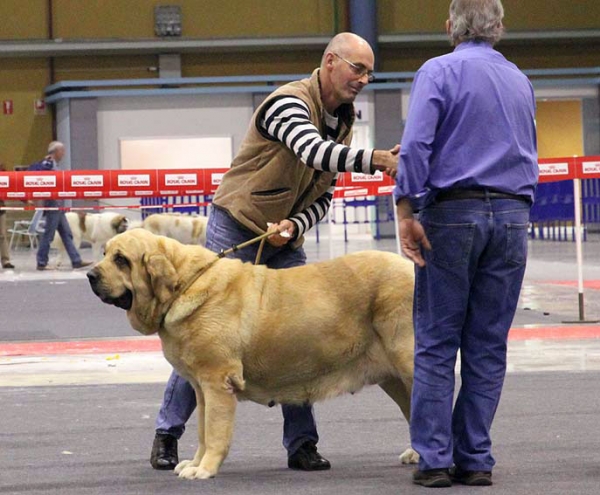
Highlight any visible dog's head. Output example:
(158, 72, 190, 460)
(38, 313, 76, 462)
(111, 214, 129, 235)
(87, 228, 213, 335)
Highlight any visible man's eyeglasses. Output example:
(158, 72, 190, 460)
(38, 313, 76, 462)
(333, 53, 375, 83)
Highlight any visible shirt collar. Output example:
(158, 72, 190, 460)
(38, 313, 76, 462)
(454, 40, 494, 52)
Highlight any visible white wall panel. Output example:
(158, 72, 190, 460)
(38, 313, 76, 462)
(97, 93, 254, 170)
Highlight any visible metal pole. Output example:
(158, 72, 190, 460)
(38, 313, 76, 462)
(573, 178, 585, 320)
(349, 0, 378, 68)
(328, 206, 335, 260)
(563, 177, 599, 323)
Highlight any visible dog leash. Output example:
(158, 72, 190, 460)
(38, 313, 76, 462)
(217, 229, 275, 265)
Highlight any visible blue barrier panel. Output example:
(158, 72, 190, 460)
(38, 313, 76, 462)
(530, 179, 600, 241)
(140, 195, 211, 219)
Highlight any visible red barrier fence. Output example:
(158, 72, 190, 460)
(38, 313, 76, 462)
(0, 156, 599, 202)
(538, 156, 600, 183)
(0, 168, 396, 201)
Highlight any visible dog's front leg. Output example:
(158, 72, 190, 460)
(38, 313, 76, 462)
(175, 386, 206, 476)
(176, 383, 237, 480)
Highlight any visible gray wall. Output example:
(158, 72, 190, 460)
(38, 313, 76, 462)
(70, 99, 99, 171)
(374, 90, 403, 149)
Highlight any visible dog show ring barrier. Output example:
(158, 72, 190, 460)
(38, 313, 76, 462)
(1, 157, 600, 319)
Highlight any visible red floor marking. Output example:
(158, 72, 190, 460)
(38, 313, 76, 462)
(509, 325, 600, 341)
(541, 280, 600, 290)
(0, 337, 161, 357)
(2, 326, 600, 357)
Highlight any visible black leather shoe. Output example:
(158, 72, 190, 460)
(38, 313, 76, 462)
(412, 468, 452, 488)
(150, 433, 178, 470)
(450, 467, 492, 486)
(287, 441, 331, 471)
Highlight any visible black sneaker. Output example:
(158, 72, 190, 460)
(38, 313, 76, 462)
(450, 467, 492, 486)
(412, 468, 452, 488)
(150, 433, 178, 470)
(287, 441, 331, 471)
(2, 262, 15, 269)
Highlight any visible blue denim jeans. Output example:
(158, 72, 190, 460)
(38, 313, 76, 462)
(409, 197, 530, 472)
(36, 201, 82, 268)
(156, 206, 318, 455)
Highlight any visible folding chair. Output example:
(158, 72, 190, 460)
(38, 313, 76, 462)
(8, 210, 45, 250)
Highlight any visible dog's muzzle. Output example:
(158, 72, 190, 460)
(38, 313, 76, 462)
(87, 268, 133, 310)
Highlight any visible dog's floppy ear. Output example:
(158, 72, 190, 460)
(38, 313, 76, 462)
(142, 252, 179, 304)
(113, 215, 129, 234)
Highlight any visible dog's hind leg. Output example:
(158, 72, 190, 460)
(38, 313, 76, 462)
(176, 382, 237, 480)
(378, 377, 419, 465)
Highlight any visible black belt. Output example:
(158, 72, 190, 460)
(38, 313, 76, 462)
(436, 189, 530, 204)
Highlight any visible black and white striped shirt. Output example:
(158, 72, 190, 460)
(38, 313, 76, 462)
(260, 95, 374, 238)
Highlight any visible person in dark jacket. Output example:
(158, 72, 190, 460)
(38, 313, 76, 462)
(35, 141, 92, 271)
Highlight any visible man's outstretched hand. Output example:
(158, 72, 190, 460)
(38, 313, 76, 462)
(372, 144, 400, 179)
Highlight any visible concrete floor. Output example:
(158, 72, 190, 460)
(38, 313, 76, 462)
(1, 230, 600, 494)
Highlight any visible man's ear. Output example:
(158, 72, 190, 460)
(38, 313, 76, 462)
(324, 51, 335, 69)
(142, 253, 179, 304)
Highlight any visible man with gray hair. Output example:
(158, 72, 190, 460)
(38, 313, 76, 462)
(35, 141, 92, 271)
(394, 0, 537, 487)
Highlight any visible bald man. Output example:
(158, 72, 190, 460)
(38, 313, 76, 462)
(150, 32, 400, 474)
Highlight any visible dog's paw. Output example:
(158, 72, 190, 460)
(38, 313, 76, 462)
(174, 459, 197, 475)
(399, 447, 419, 464)
(177, 464, 214, 480)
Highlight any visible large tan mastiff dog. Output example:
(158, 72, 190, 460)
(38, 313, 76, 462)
(87, 228, 417, 479)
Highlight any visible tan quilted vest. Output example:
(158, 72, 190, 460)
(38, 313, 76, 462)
(212, 68, 355, 248)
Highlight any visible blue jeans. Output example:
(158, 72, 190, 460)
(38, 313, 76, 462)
(409, 197, 530, 472)
(156, 206, 318, 455)
(36, 201, 82, 268)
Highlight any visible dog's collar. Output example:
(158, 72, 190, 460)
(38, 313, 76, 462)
(159, 255, 221, 329)
(159, 231, 273, 329)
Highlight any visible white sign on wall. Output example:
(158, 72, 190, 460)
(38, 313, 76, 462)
(119, 136, 233, 170)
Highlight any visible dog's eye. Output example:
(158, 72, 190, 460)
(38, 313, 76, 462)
(114, 253, 130, 269)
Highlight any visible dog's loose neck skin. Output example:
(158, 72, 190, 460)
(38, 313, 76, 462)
(158, 255, 221, 330)
(127, 246, 220, 335)
(125, 275, 165, 335)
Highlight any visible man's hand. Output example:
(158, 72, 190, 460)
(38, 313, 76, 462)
(396, 197, 431, 267)
(372, 145, 400, 179)
(266, 219, 296, 247)
(398, 218, 431, 267)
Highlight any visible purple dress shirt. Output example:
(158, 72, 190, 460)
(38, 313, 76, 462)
(393, 41, 538, 207)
